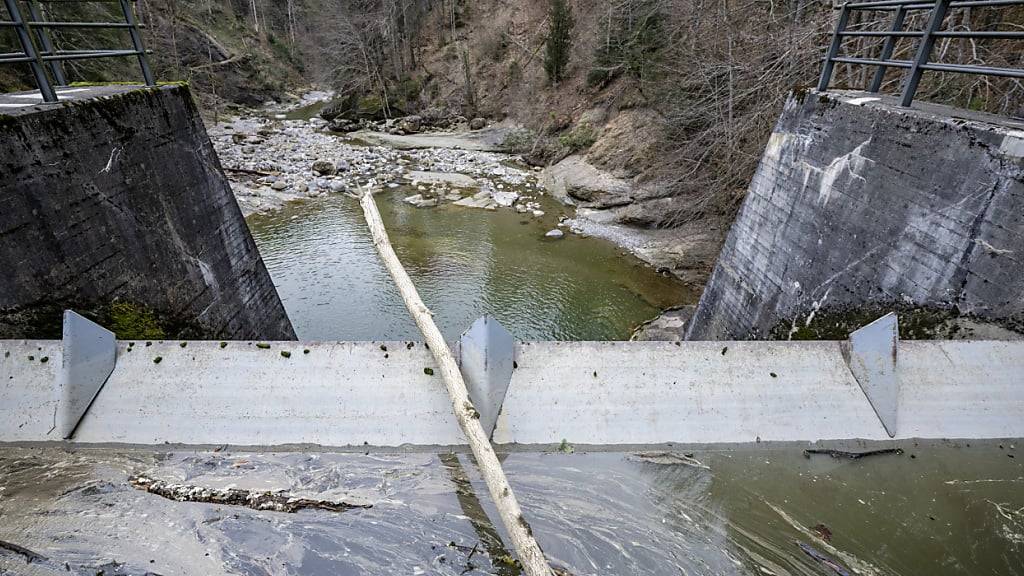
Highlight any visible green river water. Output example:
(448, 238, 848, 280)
(248, 188, 691, 341)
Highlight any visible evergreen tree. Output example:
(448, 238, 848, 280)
(543, 0, 574, 84)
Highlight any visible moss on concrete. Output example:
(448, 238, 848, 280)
(771, 304, 1023, 341)
(106, 302, 167, 340)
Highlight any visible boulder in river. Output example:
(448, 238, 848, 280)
(541, 155, 634, 208)
(399, 116, 422, 134)
(311, 160, 336, 176)
(407, 170, 479, 189)
(545, 229, 565, 239)
(403, 194, 439, 208)
(492, 190, 519, 207)
(454, 195, 498, 210)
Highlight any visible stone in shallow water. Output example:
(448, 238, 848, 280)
(404, 194, 438, 208)
(545, 229, 565, 239)
(453, 196, 497, 210)
(407, 170, 480, 188)
(492, 190, 519, 207)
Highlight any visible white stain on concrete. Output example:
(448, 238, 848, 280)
(762, 132, 790, 173)
(99, 146, 123, 174)
(845, 96, 882, 106)
(999, 132, 1024, 158)
(804, 285, 833, 328)
(818, 139, 874, 206)
(975, 238, 1013, 256)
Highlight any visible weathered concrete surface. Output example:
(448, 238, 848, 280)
(687, 90, 1024, 340)
(3, 338, 1022, 446)
(0, 85, 294, 339)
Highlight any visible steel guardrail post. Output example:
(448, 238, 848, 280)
(118, 0, 154, 86)
(869, 4, 907, 91)
(26, 0, 66, 85)
(4, 0, 57, 101)
(900, 0, 951, 106)
(817, 2, 852, 91)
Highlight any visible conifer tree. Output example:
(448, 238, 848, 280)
(544, 0, 574, 84)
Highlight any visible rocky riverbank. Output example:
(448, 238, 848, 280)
(208, 109, 554, 223)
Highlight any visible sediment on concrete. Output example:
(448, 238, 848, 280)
(0, 85, 294, 340)
(686, 90, 1024, 340)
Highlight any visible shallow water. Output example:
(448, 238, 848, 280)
(1, 442, 1021, 575)
(248, 189, 690, 341)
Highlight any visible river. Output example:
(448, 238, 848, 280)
(215, 102, 692, 341)
(248, 187, 688, 341)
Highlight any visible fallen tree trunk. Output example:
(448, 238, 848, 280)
(358, 189, 554, 576)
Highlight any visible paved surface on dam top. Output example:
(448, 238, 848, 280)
(0, 442, 1021, 575)
(0, 84, 147, 115)
(823, 89, 1024, 133)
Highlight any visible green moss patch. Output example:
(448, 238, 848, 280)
(107, 302, 167, 340)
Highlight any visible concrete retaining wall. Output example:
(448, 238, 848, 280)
(0, 85, 294, 340)
(686, 90, 1024, 340)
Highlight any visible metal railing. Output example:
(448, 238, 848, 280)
(0, 0, 153, 102)
(817, 0, 1024, 106)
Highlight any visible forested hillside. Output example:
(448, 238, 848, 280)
(4, 0, 1021, 231)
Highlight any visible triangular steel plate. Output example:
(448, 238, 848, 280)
(847, 312, 899, 438)
(458, 316, 515, 438)
(57, 310, 116, 438)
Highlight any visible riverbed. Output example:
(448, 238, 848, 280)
(211, 103, 693, 341)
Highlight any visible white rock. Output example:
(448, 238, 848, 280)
(407, 170, 480, 188)
(545, 229, 565, 238)
(492, 191, 519, 207)
(532, 210, 545, 217)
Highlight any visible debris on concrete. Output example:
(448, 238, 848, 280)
(803, 448, 903, 459)
(129, 475, 372, 513)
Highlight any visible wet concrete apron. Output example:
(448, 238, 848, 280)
(0, 442, 1021, 575)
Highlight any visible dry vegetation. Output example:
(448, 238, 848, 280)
(2, 0, 1021, 229)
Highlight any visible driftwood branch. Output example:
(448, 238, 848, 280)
(803, 448, 903, 459)
(129, 475, 372, 513)
(357, 188, 553, 576)
(0, 539, 48, 564)
(223, 166, 273, 177)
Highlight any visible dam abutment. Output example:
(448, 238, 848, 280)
(0, 85, 294, 340)
(687, 90, 1024, 340)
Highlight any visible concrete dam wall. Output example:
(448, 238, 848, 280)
(0, 85, 294, 340)
(687, 90, 1024, 340)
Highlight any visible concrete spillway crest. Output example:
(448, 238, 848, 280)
(846, 312, 899, 437)
(56, 311, 117, 438)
